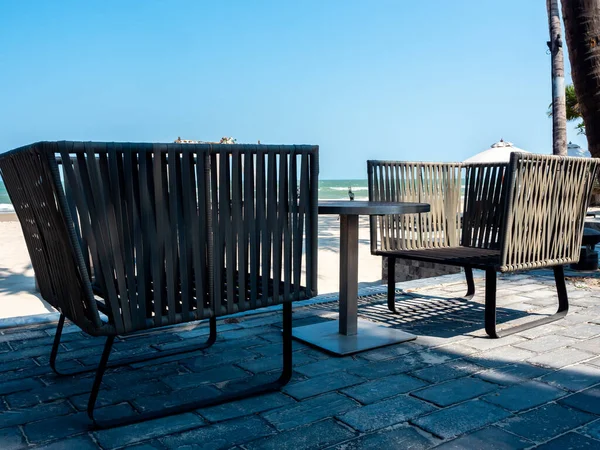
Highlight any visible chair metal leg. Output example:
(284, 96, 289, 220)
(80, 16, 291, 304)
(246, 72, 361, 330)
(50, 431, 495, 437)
(464, 266, 475, 300)
(50, 314, 218, 377)
(484, 265, 569, 338)
(87, 335, 115, 423)
(484, 269, 498, 338)
(90, 301, 294, 429)
(387, 257, 398, 313)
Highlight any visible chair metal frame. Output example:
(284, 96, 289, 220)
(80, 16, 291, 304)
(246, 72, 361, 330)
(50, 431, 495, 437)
(0, 141, 318, 428)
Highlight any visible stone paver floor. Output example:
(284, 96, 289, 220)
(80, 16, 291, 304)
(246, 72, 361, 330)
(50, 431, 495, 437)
(1, 271, 600, 449)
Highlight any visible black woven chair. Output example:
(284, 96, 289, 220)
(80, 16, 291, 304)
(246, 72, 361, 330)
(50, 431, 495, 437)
(0, 141, 319, 428)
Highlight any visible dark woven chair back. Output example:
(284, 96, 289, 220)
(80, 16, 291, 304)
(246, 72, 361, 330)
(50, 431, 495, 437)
(0, 142, 319, 336)
(209, 146, 318, 316)
(0, 142, 102, 334)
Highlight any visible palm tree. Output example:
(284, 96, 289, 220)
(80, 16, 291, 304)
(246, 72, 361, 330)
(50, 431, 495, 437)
(547, 0, 567, 155)
(562, 1, 600, 157)
(548, 84, 586, 135)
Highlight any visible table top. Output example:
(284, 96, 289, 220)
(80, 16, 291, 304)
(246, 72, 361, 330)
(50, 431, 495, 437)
(318, 201, 430, 216)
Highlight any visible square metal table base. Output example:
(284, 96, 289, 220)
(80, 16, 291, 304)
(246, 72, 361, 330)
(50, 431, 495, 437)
(292, 319, 417, 356)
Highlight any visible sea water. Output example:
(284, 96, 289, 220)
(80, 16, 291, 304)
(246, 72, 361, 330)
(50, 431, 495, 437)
(0, 179, 11, 212)
(0, 179, 369, 213)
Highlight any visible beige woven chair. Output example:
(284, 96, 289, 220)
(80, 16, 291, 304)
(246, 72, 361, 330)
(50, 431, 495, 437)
(368, 152, 599, 338)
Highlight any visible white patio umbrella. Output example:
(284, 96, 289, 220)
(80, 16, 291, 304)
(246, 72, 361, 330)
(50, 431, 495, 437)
(463, 139, 529, 163)
(567, 141, 591, 158)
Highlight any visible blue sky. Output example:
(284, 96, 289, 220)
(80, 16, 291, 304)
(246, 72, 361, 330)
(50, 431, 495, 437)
(0, 1, 586, 179)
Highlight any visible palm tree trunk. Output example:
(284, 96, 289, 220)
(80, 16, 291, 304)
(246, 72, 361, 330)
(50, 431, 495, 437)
(548, 0, 567, 156)
(562, 0, 600, 157)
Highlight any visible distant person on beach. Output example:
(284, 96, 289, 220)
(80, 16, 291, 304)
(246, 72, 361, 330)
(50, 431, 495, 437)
(348, 186, 355, 201)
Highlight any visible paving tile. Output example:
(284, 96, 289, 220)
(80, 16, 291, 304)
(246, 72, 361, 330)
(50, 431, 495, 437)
(162, 365, 250, 389)
(328, 425, 433, 449)
(8, 336, 57, 353)
(515, 323, 566, 339)
(198, 392, 296, 422)
(0, 427, 27, 450)
(558, 323, 600, 339)
(130, 350, 206, 369)
(174, 322, 242, 340)
(582, 419, 600, 440)
(412, 334, 472, 348)
(497, 403, 595, 442)
(33, 435, 101, 450)
(245, 418, 356, 450)
(283, 371, 364, 400)
(411, 360, 483, 384)
(236, 351, 316, 373)
(482, 380, 566, 412)
(466, 346, 536, 368)
(115, 443, 164, 450)
(435, 426, 532, 449)
(132, 385, 221, 413)
(356, 343, 421, 362)
(341, 374, 427, 404)
(540, 364, 600, 391)
(475, 364, 550, 386)
(570, 336, 600, 353)
(219, 327, 277, 341)
(463, 335, 526, 351)
(95, 413, 205, 449)
(23, 403, 135, 443)
(514, 334, 580, 353)
(349, 350, 452, 379)
(70, 380, 172, 411)
(103, 362, 187, 388)
(337, 394, 436, 432)
(261, 392, 356, 431)
(0, 345, 56, 364)
(77, 345, 161, 367)
(248, 341, 305, 356)
(559, 386, 600, 415)
(0, 378, 41, 396)
(294, 357, 367, 377)
(564, 311, 598, 324)
(412, 400, 512, 439)
(528, 347, 595, 368)
(158, 335, 262, 353)
(437, 341, 481, 357)
(5, 377, 94, 408)
(536, 432, 600, 449)
(587, 357, 600, 368)
(0, 330, 47, 343)
(0, 401, 73, 428)
(160, 415, 275, 449)
(412, 377, 498, 407)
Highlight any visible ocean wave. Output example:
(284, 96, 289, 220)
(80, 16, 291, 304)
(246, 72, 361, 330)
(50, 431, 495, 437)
(328, 187, 368, 191)
(0, 204, 15, 212)
(319, 197, 369, 201)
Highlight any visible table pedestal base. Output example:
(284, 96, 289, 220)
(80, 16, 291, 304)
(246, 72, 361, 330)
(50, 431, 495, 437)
(292, 319, 416, 356)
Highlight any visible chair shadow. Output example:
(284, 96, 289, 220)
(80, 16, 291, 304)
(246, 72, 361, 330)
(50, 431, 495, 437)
(355, 290, 532, 338)
(0, 263, 36, 295)
(0, 263, 55, 314)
